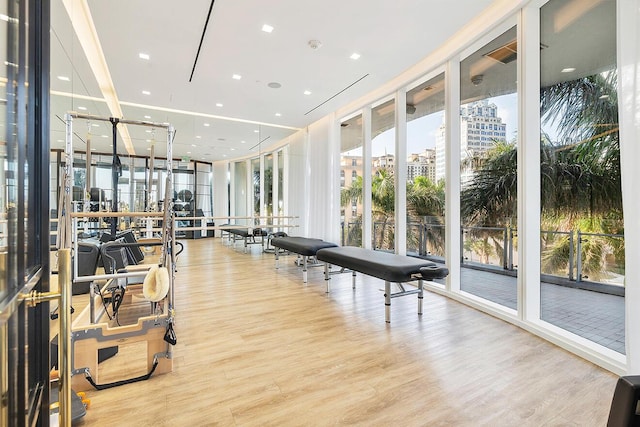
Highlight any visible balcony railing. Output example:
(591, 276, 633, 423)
(341, 221, 625, 290)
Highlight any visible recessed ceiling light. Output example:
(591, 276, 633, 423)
(262, 24, 274, 33)
(187, 151, 191, 154)
(204, 123, 210, 127)
(254, 129, 259, 133)
(142, 90, 151, 95)
(275, 113, 281, 117)
(222, 155, 227, 158)
(77, 106, 87, 110)
(196, 135, 202, 139)
(350, 52, 361, 60)
(102, 135, 109, 138)
(216, 103, 223, 107)
(192, 144, 197, 147)
(561, 67, 575, 73)
(91, 148, 96, 151)
(139, 53, 150, 60)
(241, 140, 246, 144)
(146, 139, 152, 142)
(232, 74, 242, 80)
(145, 129, 152, 133)
(230, 148, 235, 151)
(147, 147, 151, 151)
(144, 115, 151, 119)
(304, 90, 311, 95)
(57, 75, 70, 81)
(56, 139, 64, 143)
(91, 123, 100, 127)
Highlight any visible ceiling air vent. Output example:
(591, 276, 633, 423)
(484, 40, 517, 64)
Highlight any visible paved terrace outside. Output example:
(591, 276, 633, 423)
(458, 268, 625, 354)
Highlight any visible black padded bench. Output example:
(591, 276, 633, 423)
(271, 237, 338, 283)
(225, 227, 266, 252)
(316, 246, 449, 323)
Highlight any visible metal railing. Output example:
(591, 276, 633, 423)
(340, 221, 625, 288)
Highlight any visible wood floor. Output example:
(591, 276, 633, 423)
(70, 238, 617, 426)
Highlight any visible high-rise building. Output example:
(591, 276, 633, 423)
(435, 99, 508, 182)
(407, 149, 436, 182)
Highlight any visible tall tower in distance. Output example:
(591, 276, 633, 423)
(435, 99, 507, 182)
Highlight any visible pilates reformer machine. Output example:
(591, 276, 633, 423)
(57, 113, 178, 394)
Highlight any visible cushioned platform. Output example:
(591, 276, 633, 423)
(271, 237, 337, 256)
(316, 246, 437, 282)
(419, 265, 449, 280)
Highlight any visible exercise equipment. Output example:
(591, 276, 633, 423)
(271, 236, 338, 283)
(60, 113, 178, 392)
(315, 246, 449, 323)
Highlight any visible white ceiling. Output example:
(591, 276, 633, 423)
(49, 0, 498, 162)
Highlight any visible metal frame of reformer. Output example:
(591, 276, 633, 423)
(63, 113, 177, 391)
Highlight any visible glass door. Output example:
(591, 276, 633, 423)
(1, 0, 52, 425)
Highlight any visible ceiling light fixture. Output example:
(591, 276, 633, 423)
(262, 24, 274, 33)
(308, 39, 322, 50)
(254, 130, 259, 133)
(304, 90, 311, 95)
(232, 74, 242, 80)
(350, 52, 361, 60)
(139, 53, 150, 60)
(471, 74, 484, 86)
(204, 123, 210, 127)
(196, 135, 202, 139)
(275, 113, 281, 117)
(561, 67, 576, 73)
(142, 90, 151, 95)
(144, 115, 151, 119)
(77, 106, 87, 110)
(57, 75, 70, 81)
(216, 103, 223, 107)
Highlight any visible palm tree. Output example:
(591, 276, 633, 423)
(407, 176, 446, 257)
(460, 69, 622, 278)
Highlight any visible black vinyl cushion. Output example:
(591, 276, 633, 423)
(420, 265, 450, 280)
(228, 228, 251, 238)
(271, 237, 337, 256)
(316, 246, 437, 282)
(608, 375, 640, 426)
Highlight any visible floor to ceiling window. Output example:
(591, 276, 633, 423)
(251, 158, 260, 217)
(406, 73, 446, 265)
(340, 113, 364, 247)
(539, 0, 623, 354)
(459, 26, 519, 309)
(371, 99, 396, 252)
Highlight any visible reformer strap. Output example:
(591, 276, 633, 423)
(164, 323, 177, 345)
(84, 357, 159, 390)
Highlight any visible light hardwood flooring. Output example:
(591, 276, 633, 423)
(68, 238, 617, 426)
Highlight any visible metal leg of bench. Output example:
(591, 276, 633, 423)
(275, 248, 279, 269)
(385, 281, 391, 323)
(418, 279, 423, 315)
(324, 263, 330, 293)
(352, 271, 356, 289)
(303, 256, 308, 283)
(244, 237, 248, 253)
